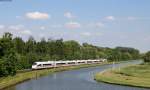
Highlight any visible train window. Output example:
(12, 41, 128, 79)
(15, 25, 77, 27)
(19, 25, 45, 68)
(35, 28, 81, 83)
(56, 63, 66, 65)
(33, 63, 37, 65)
(37, 64, 42, 66)
(87, 61, 92, 63)
(43, 64, 52, 66)
(68, 62, 75, 64)
(94, 61, 98, 62)
(78, 62, 84, 63)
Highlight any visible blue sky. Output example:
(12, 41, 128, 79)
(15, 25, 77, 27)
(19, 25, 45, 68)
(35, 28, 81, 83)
(0, 0, 150, 52)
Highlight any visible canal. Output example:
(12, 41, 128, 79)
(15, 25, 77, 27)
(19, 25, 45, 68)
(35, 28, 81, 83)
(3, 60, 150, 90)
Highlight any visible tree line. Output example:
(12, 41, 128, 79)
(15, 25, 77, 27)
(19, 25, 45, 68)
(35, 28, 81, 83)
(143, 51, 150, 63)
(0, 32, 140, 77)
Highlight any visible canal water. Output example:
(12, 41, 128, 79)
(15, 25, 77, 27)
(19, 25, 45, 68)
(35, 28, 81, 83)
(3, 60, 150, 90)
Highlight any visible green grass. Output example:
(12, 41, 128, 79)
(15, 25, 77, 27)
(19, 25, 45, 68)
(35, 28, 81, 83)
(95, 64, 150, 88)
(0, 62, 110, 90)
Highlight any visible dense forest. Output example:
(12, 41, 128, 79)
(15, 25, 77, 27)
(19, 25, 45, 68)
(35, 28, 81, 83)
(0, 32, 141, 77)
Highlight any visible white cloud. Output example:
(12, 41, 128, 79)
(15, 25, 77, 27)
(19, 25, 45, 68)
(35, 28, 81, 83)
(51, 24, 63, 28)
(40, 26, 46, 30)
(64, 12, 75, 19)
(65, 22, 81, 29)
(95, 22, 105, 27)
(26, 11, 50, 20)
(6, 25, 32, 36)
(21, 30, 32, 35)
(0, 25, 5, 29)
(81, 32, 103, 37)
(81, 32, 91, 36)
(95, 32, 103, 36)
(105, 16, 115, 21)
(39, 33, 45, 38)
(86, 22, 104, 28)
(8, 25, 24, 30)
(127, 16, 137, 20)
(127, 17, 150, 20)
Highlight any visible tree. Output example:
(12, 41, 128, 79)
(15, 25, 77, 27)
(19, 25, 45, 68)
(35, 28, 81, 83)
(54, 39, 64, 60)
(97, 52, 106, 58)
(64, 40, 81, 60)
(25, 36, 36, 53)
(81, 44, 97, 59)
(13, 37, 25, 54)
(0, 59, 6, 76)
(0, 32, 17, 76)
(3, 50, 17, 76)
(144, 51, 150, 63)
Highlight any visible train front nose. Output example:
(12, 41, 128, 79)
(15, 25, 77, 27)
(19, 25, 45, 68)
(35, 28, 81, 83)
(32, 65, 36, 69)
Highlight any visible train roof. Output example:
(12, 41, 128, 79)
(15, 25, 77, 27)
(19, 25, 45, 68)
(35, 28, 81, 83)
(34, 59, 107, 65)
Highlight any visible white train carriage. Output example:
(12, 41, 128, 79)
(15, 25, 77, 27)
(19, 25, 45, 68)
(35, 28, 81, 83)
(76, 60, 87, 64)
(32, 59, 107, 70)
(66, 60, 77, 65)
(32, 61, 54, 69)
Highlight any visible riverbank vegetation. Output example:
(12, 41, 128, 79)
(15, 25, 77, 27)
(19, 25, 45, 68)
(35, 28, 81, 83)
(95, 64, 150, 88)
(95, 51, 150, 88)
(0, 32, 140, 77)
(0, 62, 110, 90)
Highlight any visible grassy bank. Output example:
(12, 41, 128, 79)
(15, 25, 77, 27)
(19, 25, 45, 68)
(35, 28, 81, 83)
(95, 64, 150, 88)
(0, 62, 110, 90)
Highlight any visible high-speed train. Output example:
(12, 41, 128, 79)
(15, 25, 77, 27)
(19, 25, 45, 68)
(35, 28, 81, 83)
(32, 59, 107, 70)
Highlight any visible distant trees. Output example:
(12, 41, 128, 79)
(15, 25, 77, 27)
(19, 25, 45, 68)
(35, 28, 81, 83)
(81, 43, 97, 59)
(64, 40, 81, 60)
(143, 51, 150, 63)
(13, 37, 25, 54)
(0, 32, 141, 77)
(105, 47, 140, 62)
